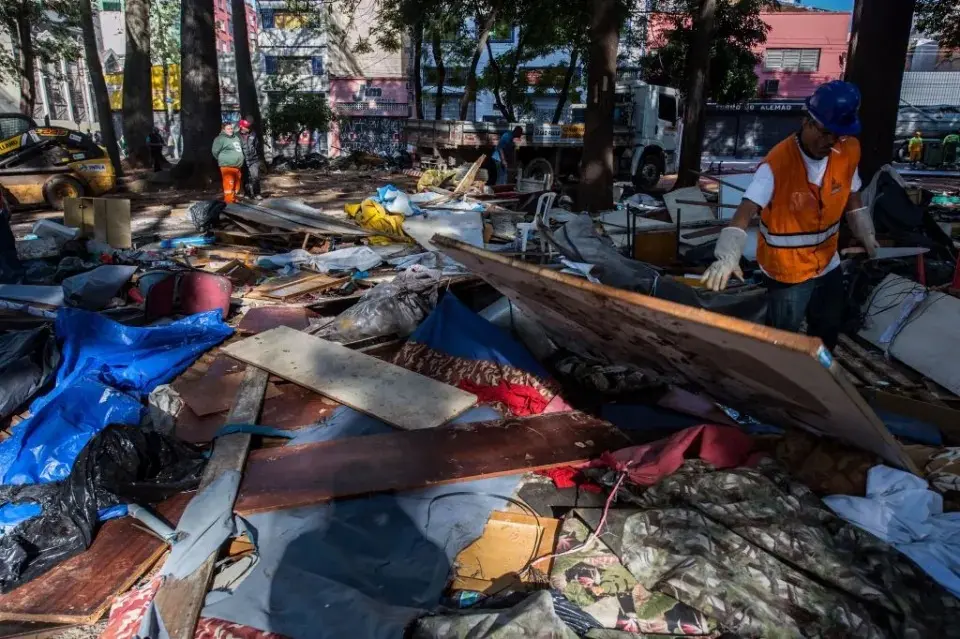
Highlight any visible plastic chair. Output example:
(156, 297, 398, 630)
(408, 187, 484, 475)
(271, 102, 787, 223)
(517, 192, 558, 257)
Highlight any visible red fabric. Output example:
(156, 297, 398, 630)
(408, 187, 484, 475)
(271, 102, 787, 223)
(457, 378, 550, 417)
(539, 466, 603, 493)
(595, 425, 754, 486)
(101, 575, 286, 639)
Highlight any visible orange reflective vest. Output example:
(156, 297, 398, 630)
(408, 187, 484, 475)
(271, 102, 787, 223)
(756, 136, 860, 284)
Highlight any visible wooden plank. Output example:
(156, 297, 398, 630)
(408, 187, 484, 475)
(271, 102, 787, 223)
(223, 204, 313, 233)
(234, 412, 629, 515)
(837, 335, 919, 388)
(152, 367, 269, 639)
(221, 327, 478, 431)
(0, 493, 190, 624)
(452, 511, 559, 592)
(432, 236, 915, 471)
(264, 274, 349, 300)
(835, 345, 887, 387)
(237, 306, 317, 335)
(176, 371, 283, 416)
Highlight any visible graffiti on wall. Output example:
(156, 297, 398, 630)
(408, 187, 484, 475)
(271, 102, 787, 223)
(338, 117, 403, 157)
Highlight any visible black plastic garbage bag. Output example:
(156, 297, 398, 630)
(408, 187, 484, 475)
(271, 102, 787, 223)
(0, 326, 59, 422)
(0, 425, 206, 592)
(189, 200, 226, 232)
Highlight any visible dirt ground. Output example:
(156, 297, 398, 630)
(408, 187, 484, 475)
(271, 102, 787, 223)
(9, 168, 420, 241)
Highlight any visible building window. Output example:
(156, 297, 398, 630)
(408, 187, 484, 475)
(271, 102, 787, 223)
(762, 79, 780, 96)
(265, 56, 322, 76)
(658, 94, 677, 123)
(365, 87, 382, 98)
(101, 0, 122, 11)
(423, 67, 469, 86)
(764, 48, 820, 72)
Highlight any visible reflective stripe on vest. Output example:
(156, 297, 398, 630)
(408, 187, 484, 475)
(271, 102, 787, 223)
(758, 219, 841, 249)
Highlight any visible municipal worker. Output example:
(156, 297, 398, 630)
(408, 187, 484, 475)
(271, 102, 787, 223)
(701, 81, 878, 351)
(238, 118, 262, 200)
(908, 131, 924, 164)
(211, 121, 244, 203)
(943, 129, 959, 166)
(492, 126, 523, 185)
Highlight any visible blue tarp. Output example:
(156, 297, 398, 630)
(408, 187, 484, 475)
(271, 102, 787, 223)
(0, 309, 232, 486)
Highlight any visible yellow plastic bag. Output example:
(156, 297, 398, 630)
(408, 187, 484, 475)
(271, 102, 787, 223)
(416, 169, 457, 193)
(344, 199, 410, 245)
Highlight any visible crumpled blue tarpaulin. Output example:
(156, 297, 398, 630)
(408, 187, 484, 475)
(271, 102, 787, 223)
(0, 308, 232, 486)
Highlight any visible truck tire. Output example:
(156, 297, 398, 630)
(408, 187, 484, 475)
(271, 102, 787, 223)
(524, 157, 554, 188)
(633, 153, 663, 191)
(43, 175, 86, 211)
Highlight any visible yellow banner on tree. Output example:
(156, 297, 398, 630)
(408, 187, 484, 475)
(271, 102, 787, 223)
(104, 64, 181, 111)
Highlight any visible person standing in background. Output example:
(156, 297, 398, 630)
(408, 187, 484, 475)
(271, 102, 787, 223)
(492, 126, 523, 185)
(211, 122, 244, 203)
(908, 131, 924, 166)
(238, 118, 262, 200)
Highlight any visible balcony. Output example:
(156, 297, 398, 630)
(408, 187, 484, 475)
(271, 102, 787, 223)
(334, 102, 409, 117)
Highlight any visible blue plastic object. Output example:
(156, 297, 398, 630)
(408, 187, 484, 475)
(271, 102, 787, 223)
(0, 308, 232, 486)
(98, 504, 128, 521)
(805, 80, 861, 136)
(159, 234, 214, 249)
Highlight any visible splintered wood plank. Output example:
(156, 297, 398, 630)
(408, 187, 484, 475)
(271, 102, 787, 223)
(234, 412, 629, 515)
(0, 493, 191, 624)
(432, 236, 915, 471)
(221, 326, 478, 431)
(263, 274, 348, 300)
(153, 367, 269, 639)
(176, 371, 283, 416)
(237, 306, 318, 335)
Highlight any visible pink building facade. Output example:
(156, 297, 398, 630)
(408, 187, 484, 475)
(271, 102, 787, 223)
(328, 78, 410, 157)
(753, 11, 851, 99)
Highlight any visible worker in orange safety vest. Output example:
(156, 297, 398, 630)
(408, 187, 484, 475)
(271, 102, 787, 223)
(701, 81, 879, 351)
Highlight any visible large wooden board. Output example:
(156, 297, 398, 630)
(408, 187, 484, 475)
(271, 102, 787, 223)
(221, 326, 478, 431)
(234, 412, 629, 515)
(0, 493, 190, 624)
(433, 237, 913, 470)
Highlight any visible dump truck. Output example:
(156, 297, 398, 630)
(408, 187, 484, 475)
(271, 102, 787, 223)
(404, 81, 681, 189)
(0, 113, 117, 210)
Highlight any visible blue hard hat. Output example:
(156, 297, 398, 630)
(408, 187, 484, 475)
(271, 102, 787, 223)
(805, 81, 861, 136)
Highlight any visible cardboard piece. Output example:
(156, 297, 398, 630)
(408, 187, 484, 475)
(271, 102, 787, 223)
(63, 197, 131, 249)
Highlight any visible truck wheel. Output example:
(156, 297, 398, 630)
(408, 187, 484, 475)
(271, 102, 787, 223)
(633, 154, 663, 191)
(524, 157, 554, 188)
(43, 175, 86, 210)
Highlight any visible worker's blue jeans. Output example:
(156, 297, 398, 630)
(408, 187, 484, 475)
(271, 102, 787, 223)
(763, 266, 844, 351)
(496, 160, 508, 185)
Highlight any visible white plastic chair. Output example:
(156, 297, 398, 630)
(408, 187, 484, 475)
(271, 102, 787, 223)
(517, 191, 558, 258)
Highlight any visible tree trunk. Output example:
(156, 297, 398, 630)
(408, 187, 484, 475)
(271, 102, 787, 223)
(78, 0, 124, 177)
(552, 47, 579, 124)
(231, 0, 264, 163)
(485, 39, 512, 121)
(162, 63, 172, 131)
(845, 0, 917, 182)
(412, 19, 424, 120)
(12, 14, 36, 116)
(432, 34, 445, 120)
(503, 27, 526, 117)
(578, 0, 620, 212)
(122, 0, 154, 169)
(459, 7, 499, 121)
(674, 0, 716, 189)
(172, 0, 222, 186)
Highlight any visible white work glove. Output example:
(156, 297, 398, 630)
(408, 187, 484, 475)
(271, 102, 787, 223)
(701, 227, 747, 291)
(846, 206, 880, 258)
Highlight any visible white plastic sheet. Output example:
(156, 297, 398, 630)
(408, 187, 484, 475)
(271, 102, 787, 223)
(256, 246, 382, 273)
(824, 465, 960, 598)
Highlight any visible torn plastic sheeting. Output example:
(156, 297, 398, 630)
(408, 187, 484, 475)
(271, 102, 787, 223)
(403, 211, 484, 253)
(61, 265, 138, 311)
(0, 326, 59, 423)
(256, 246, 382, 274)
(0, 308, 232, 486)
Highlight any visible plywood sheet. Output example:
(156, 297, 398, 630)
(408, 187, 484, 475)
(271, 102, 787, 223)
(234, 412, 629, 515)
(433, 237, 912, 470)
(221, 327, 477, 431)
(176, 371, 283, 416)
(237, 306, 317, 335)
(0, 494, 190, 623)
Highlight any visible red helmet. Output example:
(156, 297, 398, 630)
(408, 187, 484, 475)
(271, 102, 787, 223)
(238, 119, 251, 129)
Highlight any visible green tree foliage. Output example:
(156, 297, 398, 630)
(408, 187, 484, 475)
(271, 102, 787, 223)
(639, 0, 771, 103)
(264, 76, 333, 157)
(150, 0, 180, 128)
(0, 0, 82, 115)
(915, 0, 960, 50)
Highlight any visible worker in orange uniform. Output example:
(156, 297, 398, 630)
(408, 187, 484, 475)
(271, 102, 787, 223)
(908, 131, 924, 165)
(211, 121, 244, 203)
(701, 81, 878, 351)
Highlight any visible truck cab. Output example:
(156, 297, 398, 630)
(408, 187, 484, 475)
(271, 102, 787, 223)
(570, 81, 681, 189)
